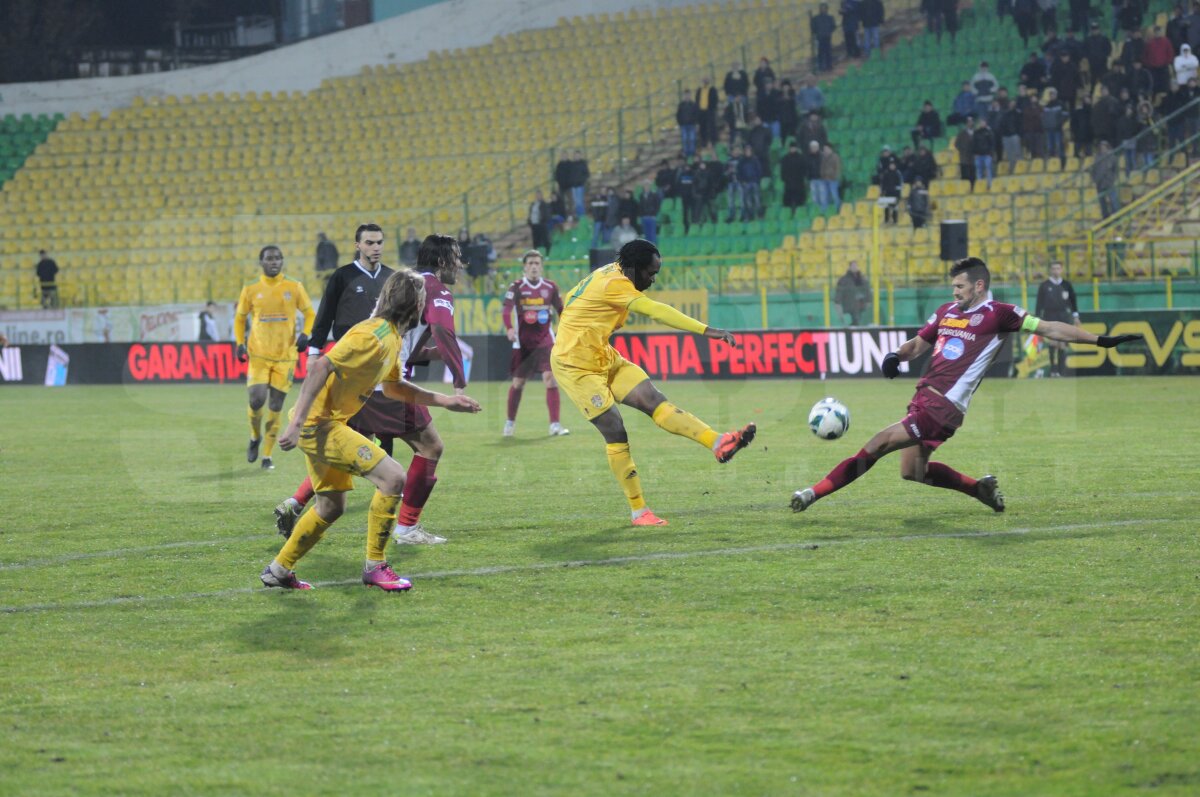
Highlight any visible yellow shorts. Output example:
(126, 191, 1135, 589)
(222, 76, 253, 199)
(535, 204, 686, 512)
(550, 349, 650, 421)
(297, 420, 386, 493)
(247, 356, 295, 392)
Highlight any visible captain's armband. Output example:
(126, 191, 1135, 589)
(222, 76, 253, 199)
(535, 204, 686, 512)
(1020, 314, 1041, 333)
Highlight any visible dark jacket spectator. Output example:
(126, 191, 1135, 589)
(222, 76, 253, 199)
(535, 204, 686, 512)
(861, 0, 885, 27)
(1019, 53, 1047, 90)
(972, 122, 997, 155)
(746, 118, 773, 173)
(752, 58, 777, 95)
(756, 80, 784, 125)
(656, 160, 678, 197)
(676, 96, 700, 126)
(912, 146, 938, 184)
(1049, 53, 1080, 105)
(315, 233, 339, 274)
(1070, 96, 1094, 155)
(1084, 27, 1113, 79)
(724, 63, 750, 99)
(780, 143, 808, 210)
(796, 113, 829, 148)
(779, 82, 800, 143)
(1092, 88, 1122, 144)
(912, 101, 944, 147)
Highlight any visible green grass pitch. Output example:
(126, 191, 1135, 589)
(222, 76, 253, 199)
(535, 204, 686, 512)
(1, 376, 1197, 796)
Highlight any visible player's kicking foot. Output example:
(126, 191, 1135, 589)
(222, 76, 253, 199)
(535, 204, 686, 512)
(392, 523, 448, 545)
(790, 488, 817, 512)
(260, 457, 274, 470)
(631, 509, 668, 526)
(362, 562, 412, 592)
(549, 422, 570, 436)
(975, 475, 1006, 512)
(247, 437, 261, 463)
(260, 563, 312, 590)
(503, 420, 515, 437)
(714, 422, 757, 464)
(274, 498, 302, 538)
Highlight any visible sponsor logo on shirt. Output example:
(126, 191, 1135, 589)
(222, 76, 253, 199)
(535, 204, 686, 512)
(941, 337, 966, 360)
(941, 317, 970, 329)
(433, 298, 454, 314)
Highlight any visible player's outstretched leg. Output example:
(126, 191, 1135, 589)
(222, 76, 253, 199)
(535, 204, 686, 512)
(261, 506, 335, 589)
(973, 474, 1006, 512)
(392, 455, 447, 544)
(645, 400, 756, 464)
(363, 491, 412, 592)
(791, 447, 880, 512)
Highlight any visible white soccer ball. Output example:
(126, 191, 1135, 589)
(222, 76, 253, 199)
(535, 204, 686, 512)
(808, 397, 850, 440)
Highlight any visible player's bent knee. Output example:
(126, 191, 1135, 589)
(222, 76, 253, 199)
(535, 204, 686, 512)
(314, 493, 345, 521)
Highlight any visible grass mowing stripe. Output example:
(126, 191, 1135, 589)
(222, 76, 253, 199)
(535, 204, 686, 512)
(0, 518, 1168, 615)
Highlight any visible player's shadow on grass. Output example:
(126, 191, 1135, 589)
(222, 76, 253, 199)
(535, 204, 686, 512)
(235, 595, 351, 659)
(183, 469, 262, 484)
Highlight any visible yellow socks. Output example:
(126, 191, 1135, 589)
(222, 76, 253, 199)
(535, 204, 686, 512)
(605, 442, 646, 511)
(248, 405, 263, 440)
(262, 409, 281, 457)
(651, 402, 719, 449)
(276, 509, 334, 570)
(366, 492, 401, 561)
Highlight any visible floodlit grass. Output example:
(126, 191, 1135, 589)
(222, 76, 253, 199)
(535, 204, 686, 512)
(0, 376, 1197, 796)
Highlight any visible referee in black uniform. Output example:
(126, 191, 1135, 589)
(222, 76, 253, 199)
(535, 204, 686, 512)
(1035, 260, 1080, 377)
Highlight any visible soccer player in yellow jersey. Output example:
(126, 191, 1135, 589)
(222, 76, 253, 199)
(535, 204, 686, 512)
(551, 239, 756, 526)
(260, 270, 481, 591)
(234, 246, 315, 470)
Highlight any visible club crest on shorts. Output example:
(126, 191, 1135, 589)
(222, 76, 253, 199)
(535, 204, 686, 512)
(357, 445, 373, 461)
(591, 394, 604, 408)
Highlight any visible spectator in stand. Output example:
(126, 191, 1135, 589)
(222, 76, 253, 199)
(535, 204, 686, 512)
(1174, 43, 1199, 85)
(1117, 0, 1144, 36)
(1037, 0, 1058, 35)
(1160, 81, 1188, 146)
(911, 100, 944, 148)
(1129, 59, 1154, 100)
(724, 94, 749, 147)
(1020, 52, 1048, 92)
(907, 178, 931, 229)
(548, 190, 569, 232)
(972, 117, 997, 190)
(528, 190, 552, 254)
(798, 76, 826, 115)
(637, 181, 662, 245)
(861, 0, 885, 58)
(1145, 27, 1177, 94)
(737, 144, 764, 221)
(677, 89, 700, 157)
(752, 57, 776, 96)
(746, 114, 773, 175)
(698, 152, 725, 227)
(590, 187, 617, 247)
(1101, 63, 1129, 100)
(456, 227, 472, 259)
(1115, 103, 1141, 173)
(398, 227, 421, 267)
(724, 61, 749, 102)
(554, 154, 573, 208)
(1188, 2, 1200, 54)
(1061, 29, 1085, 63)
(971, 61, 999, 117)
(655, 158, 677, 200)
(35, 249, 57, 307)
(1084, 22, 1113, 81)
(880, 160, 903, 223)
(1050, 50, 1082, 107)
(812, 3, 838, 72)
(923, 0, 945, 42)
(315, 232, 339, 278)
(756, 76, 784, 142)
(835, 260, 871, 325)
(1166, 5, 1188, 53)
(898, 145, 917, 183)
(1068, 0, 1089, 34)
(610, 217, 639, 249)
(780, 80, 800, 144)
(675, 158, 697, 235)
(940, 0, 960, 43)
(874, 144, 899, 184)
(1118, 29, 1146, 71)
(998, 98, 1023, 170)
(912, 145, 939, 184)
(797, 111, 829, 149)
(724, 149, 744, 223)
(841, 0, 862, 59)
(955, 117, 976, 189)
(617, 189, 639, 230)
(1091, 140, 1121, 216)
(1092, 84, 1122, 145)
(1013, 0, 1039, 47)
(1071, 93, 1095, 158)
(780, 140, 808, 216)
(199, 301, 220, 341)
(1022, 88, 1046, 158)
(806, 140, 826, 210)
(820, 143, 843, 211)
(1135, 101, 1157, 168)
(696, 78, 721, 149)
(556, 150, 590, 219)
(948, 81, 977, 125)
(1043, 87, 1067, 165)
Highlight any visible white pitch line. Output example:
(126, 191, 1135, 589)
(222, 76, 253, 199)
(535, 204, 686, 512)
(0, 518, 1172, 616)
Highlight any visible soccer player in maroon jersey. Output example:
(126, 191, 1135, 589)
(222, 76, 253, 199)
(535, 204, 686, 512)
(502, 250, 569, 437)
(791, 257, 1142, 513)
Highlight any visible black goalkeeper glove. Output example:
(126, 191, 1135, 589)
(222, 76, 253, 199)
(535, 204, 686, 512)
(236, 344, 248, 363)
(1096, 333, 1142, 348)
(881, 352, 901, 379)
(295, 333, 310, 352)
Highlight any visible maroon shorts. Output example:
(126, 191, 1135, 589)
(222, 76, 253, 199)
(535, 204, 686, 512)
(510, 344, 552, 378)
(348, 392, 432, 438)
(901, 388, 964, 450)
